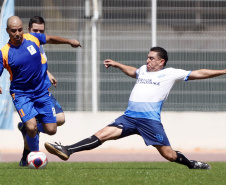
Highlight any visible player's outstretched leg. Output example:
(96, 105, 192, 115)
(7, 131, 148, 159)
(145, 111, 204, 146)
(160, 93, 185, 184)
(45, 135, 102, 161)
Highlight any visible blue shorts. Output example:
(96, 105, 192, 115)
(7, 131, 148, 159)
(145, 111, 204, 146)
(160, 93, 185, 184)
(49, 93, 63, 114)
(12, 90, 57, 124)
(108, 115, 170, 146)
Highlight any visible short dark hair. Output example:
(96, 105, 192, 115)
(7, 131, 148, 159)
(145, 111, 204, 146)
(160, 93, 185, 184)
(28, 16, 45, 29)
(150, 46, 168, 66)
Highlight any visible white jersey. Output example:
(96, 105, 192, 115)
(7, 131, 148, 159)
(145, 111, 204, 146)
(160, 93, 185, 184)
(124, 65, 191, 121)
(40, 45, 47, 61)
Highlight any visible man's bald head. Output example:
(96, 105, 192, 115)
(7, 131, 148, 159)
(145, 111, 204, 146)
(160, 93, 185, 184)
(7, 16, 22, 28)
(6, 16, 23, 46)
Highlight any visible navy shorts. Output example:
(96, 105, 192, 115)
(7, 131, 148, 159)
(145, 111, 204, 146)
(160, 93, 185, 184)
(49, 93, 63, 114)
(108, 115, 170, 146)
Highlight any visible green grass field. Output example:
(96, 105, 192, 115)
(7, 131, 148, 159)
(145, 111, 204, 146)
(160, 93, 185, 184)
(0, 162, 226, 185)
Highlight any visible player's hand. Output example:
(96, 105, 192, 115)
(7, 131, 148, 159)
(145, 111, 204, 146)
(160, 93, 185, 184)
(70, 39, 81, 48)
(50, 77, 57, 87)
(47, 71, 57, 87)
(0, 86, 3, 94)
(103, 59, 118, 68)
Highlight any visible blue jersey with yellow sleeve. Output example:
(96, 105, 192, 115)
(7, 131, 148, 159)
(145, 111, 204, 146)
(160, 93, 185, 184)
(0, 33, 51, 94)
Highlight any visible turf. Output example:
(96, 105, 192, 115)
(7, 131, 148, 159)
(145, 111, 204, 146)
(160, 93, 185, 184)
(0, 162, 225, 185)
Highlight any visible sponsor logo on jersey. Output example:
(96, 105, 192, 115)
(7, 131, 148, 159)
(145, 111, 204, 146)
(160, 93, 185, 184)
(136, 78, 160, 86)
(27, 45, 37, 55)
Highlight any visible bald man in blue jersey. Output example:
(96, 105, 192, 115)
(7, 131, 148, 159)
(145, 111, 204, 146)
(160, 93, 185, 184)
(0, 16, 81, 157)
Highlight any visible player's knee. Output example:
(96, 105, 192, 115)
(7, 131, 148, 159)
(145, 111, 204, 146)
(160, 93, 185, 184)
(95, 132, 105, 142)
(26, 124, 38, 137)
(46, 129, 57, 135)
(56, 114, 65, 126)
(26, 124, 37, 133)
(45, 126, 57, 135)
(95, 127, 121, 142)
(57, 119, 65, 126)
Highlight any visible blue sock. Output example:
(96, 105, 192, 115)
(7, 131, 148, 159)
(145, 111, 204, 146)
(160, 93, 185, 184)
(26, 134, 39, 151)
(37, 122, 45, 133)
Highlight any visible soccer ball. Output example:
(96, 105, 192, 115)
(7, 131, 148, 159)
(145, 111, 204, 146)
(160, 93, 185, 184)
(27, 151, 48, 169)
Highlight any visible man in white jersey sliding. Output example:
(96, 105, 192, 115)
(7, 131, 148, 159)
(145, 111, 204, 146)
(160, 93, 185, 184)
(44, 46, 226, 169)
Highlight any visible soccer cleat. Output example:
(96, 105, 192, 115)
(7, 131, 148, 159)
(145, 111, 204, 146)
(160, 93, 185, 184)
(44, 142, 70, 161)
(189, 160, 211, 169)
(18, 122, 27, 139)
(19, 159, 27, 167)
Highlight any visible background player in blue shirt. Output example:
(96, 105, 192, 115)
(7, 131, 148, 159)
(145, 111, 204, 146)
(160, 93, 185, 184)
(0, 16, 81, 164)
(45, 47, 226, 169)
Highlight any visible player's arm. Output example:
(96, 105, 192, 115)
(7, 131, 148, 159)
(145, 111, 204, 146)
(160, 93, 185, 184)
(103, 59, 137, 78)
(45, 35, 81, 48)
(0, 86, 2, 94)
(47, 70, 57, 87)
(188, 69, 226, 80)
